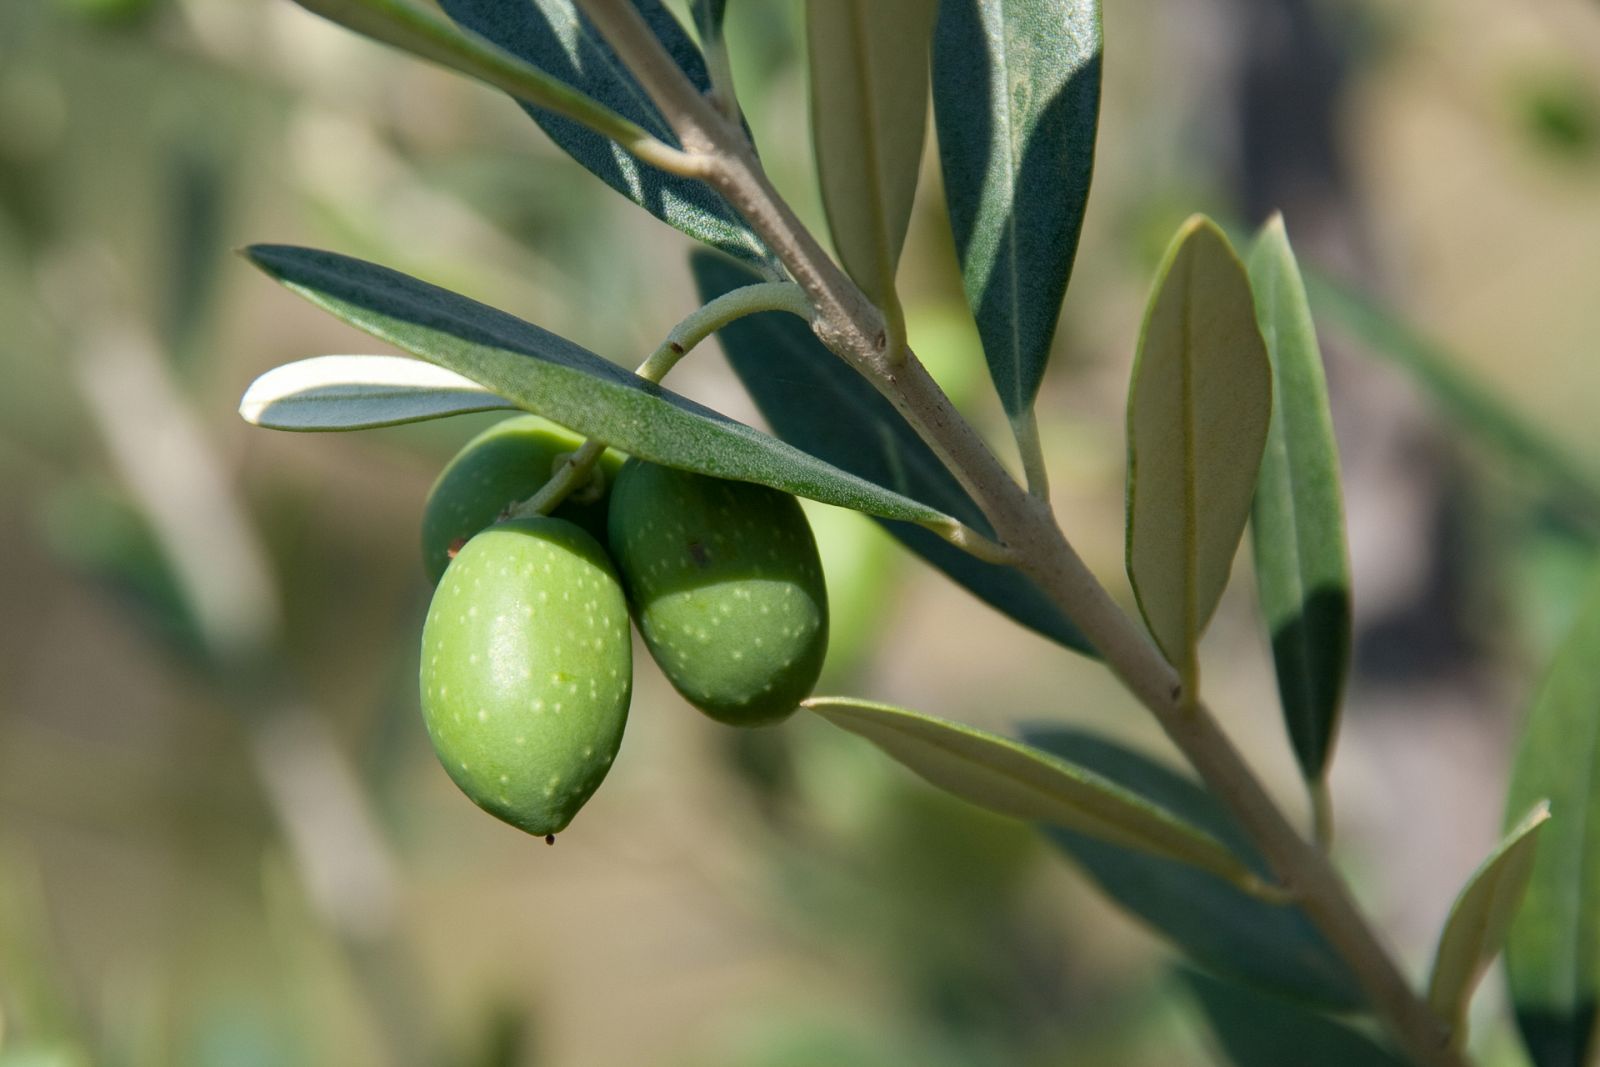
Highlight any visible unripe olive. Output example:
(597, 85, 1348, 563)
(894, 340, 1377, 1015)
(421, 415, 622, 584)
(419, 517, 632, 836)
(607, 461, 828, 726)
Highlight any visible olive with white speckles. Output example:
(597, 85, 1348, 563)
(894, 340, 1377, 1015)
(421, 415, 623, 584)
(420, 517, 631, 836)
(607, 460, 827, 726)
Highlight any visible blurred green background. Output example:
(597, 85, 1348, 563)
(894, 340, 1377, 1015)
(3, 1, 1600, 1064)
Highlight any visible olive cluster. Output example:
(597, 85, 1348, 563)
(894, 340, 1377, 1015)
(418, 416, 829, 838)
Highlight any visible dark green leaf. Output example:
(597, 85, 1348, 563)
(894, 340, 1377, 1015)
(1180, 969, 1405, 1067)
(1025, 726, 1362, 1009)
(246, 245, 952, 526)
(808, 698, 1266, 888)
(1126, 216, 1272, 680)
(932, 0, 1101, 417)
(691, 249, 1092, 654)
(806, 0, 937, 340)
(1428, 801, 1549, 1045)
(689, 0, 726, 40)
(437, 0, 769, 265)
(1246, 217, 1351, 784)
(1505, 573, 1600, 1067)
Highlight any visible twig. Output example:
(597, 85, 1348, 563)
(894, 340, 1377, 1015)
(573, 3, 1464, 1063)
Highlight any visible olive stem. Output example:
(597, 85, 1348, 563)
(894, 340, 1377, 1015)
(510, 281, 813, 521)
(1012, 409, 1052, 502)
(574, 4, 1465, 1063)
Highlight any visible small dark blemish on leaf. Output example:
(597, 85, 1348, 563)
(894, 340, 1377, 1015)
(545, 834, 556, 846)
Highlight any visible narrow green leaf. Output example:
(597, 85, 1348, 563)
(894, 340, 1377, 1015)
(932, 0, 1101, 417)
(238, 355, 515, 430)
(1126, 215, 1272, 680)
(689, 0, 727, 40)
(1428, 801, 1551, 1044)
(245, 245, 953, 527)
(1307, 271, 1600, 531)
(1246, 216, 1352, 785)
(806, 0, 938, 343)
(436, 0, 769, 265)
(1505, 572, 1600, 1067)
(1025, 727, 1362, 1009)
(691, 250, 1092, 655)
(807, 698, 1265, 890)
(1180, 969, 1406, 1067)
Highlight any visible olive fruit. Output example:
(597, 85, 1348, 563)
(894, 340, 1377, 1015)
(419, 517, 631, 836)
(607, 461, 828, 726)
(421, 415, 621, 584)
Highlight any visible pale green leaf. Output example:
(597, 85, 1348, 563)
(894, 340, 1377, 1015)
(1428, 801, 1550, 1045)
(245, 245, 956, 528)
(806, 697, 1269, 893)
(807, 0, 937, 344)
(238, 355, 515, 430)
(1247, 216, 1351, 784)
(932, 0, 1101, 416)
(1505, 571, 1600, 1067)
(1126, 215, 1272, 680)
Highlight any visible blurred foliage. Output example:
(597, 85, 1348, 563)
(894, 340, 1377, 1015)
(1, 1, 1599, 1065)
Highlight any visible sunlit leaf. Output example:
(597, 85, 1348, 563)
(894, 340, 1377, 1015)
(932, 0, 1101, 416)
(1428, 801, 1550, 1045)
(807, 698, 1263, 888)
(437, 0, 770, 264)
(691, 250, 1092, 654)
(1505, 572, 1600, 1067)
(806, 0, 938, 344)
(239, 355, 515, 430)
(245, 245, 955, 527)
(1246, 217, 1351, 784)
(1026, 727, 1362, 1009)
(1181, 969, 1404, 1067)
(1126, 216, 1272, 680)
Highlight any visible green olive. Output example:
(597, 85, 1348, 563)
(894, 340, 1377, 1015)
(421, 415, 622, 584)
(419, 517, 631, 836)
(607, 461, 828, 726)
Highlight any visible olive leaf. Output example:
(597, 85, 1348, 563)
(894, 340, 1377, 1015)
(1246, 217, 1351, 786)
(932, 0, 1101, 418)
(244, 245, 956, 528)
(689, 0, 727, 41)
(1180, 969, 1406, 1067)
(239, 355, 516, 430)
(1025, 726, 1363, 1009)
(691, 249, 1092, 655)
(1428, 801, 1550, 1046)
(1126, 215, 1272, 683)
(806, 697, 1269, 893)
(1505, 572, 1600, 1067)
(806, 0, 938, 347)
(436, 0, 770, 265)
